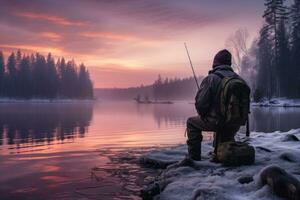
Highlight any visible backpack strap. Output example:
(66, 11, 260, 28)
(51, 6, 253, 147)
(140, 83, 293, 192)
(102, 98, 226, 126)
(246, 117, 250, 137)
(214, 72, 226, 128)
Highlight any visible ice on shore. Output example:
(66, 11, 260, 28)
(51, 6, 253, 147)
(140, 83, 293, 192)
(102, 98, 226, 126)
(252, 98, 300, 107)
(141, 129, 300, 200)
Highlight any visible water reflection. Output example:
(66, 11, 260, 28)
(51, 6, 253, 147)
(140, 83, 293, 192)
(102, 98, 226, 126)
(135, 102, 300, 133)
(1, 102, 299, 149)
(0, 103, 93, 147)
(0, 102, 300, 200)
(135, 102, 196, 128)
(152, 103, 196, 127)
(250, 107, 300, 132)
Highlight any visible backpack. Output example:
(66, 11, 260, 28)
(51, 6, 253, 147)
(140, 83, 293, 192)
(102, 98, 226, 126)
(214, 72, 250, 126)
(217, 141, 255, 166)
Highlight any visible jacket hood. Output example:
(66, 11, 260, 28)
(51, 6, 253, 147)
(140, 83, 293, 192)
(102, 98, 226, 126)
(209, 65, 234, 74)
(212, 49, 232, 68)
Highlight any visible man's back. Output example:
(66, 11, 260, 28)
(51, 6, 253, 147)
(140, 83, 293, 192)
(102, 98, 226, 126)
(195, 64, 238, 125)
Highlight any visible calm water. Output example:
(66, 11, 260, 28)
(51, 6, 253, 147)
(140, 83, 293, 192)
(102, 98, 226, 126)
(0, 101, 300, 200)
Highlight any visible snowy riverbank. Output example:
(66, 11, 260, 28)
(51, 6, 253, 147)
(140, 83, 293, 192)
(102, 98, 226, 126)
(252, 98, 300, 107)
(140, 129, 300, 200)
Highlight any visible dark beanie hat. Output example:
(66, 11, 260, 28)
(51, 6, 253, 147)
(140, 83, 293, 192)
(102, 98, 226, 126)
(212, 49, 232, 68)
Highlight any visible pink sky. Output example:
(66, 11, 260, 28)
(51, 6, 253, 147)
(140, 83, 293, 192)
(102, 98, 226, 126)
(0, 0, 264, 88)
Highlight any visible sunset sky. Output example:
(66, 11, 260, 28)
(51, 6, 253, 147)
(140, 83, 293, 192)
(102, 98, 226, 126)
(0, 0, 264, 88)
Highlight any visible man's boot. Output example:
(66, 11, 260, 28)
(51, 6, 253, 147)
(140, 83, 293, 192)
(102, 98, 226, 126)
(187, 139, 201, 161)
(186, 122, 203, 161)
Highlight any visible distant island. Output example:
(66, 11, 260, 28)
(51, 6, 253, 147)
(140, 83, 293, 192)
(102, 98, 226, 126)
(0, 50, 93, 100)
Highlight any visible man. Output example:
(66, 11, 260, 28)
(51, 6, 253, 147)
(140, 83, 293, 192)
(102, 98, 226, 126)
(186, 49, 243, 161)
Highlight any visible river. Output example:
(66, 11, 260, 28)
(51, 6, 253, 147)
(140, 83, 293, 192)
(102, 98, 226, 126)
(0, 101, 300, 199)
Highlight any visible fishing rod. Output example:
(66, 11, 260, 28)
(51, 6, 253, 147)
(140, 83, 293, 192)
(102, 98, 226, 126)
(184, 42, 200, 90)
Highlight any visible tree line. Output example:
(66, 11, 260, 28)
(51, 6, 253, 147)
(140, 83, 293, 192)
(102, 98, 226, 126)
(234, 0, 299, 100)
(152, 75, 202, 100)
(255, 0, 300, 99)
(95, 75, 202, 101)
(0, 50, 93, 99)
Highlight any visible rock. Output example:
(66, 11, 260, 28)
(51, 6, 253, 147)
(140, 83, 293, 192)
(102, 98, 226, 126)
(238, 176, 254, 184)
(170, 156, 196, 168)
(269, 99, 279, 104)
(140, 179, 172, 200)
(167, 156, 202, 170)
(279, 152, 297, 162)
(260, 165, 300, 200)
(192, 187, 226, 200)
(139, 157, 176, 169)
(256, 146, 272, 152)
(217, 142, 255, 166)
(282, 134, 299, 142)
(140, 182, 160, 200)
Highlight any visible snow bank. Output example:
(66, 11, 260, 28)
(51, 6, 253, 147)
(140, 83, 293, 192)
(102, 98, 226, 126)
(252, 98, 300, 107)
(141, 129, 300, 200)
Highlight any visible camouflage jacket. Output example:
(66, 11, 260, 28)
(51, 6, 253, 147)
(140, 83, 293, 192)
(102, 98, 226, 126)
(195, 65, 237, 124)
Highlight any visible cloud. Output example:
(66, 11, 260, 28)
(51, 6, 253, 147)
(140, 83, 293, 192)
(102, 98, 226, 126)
(14, 11, 87, 26)
(0, 0, 264, 87)
(0, 44, 62, 55)
(0, 0, 222, 57)
(81, 32, 141, 41)
(40, 32, 62, 41)
(84, 0, 220, 30)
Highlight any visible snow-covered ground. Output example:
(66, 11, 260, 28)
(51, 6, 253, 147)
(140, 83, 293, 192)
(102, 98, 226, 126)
(141, 129, 300, 200)
(252, 98, 300, 107)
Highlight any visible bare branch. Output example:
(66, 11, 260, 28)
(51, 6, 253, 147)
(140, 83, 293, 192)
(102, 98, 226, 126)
(225, 28, 250, 74)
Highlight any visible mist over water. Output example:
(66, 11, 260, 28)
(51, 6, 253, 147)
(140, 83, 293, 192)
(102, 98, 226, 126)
(0, 101, 300, 199)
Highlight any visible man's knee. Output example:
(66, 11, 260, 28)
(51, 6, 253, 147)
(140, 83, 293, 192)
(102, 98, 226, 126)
(186, 116, 204, 141)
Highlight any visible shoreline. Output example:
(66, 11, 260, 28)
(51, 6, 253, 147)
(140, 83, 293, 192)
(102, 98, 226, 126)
(252, 98, 300, 108)
(140, 128, 300, 199)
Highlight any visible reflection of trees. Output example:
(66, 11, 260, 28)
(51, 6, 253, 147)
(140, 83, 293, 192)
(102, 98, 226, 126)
(153, 105, 193, 126)
(150, 103, 196, 128)
(0, 103, 93, 146)
(250, 107, 300, 132)
(143, 103, 300, 133)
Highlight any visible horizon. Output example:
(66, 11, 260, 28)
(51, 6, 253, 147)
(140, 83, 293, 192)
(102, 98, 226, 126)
(0, 0, 264, 88)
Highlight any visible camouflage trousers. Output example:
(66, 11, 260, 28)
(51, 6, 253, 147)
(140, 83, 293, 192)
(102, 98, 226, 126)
(186, 116, 240, 160)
